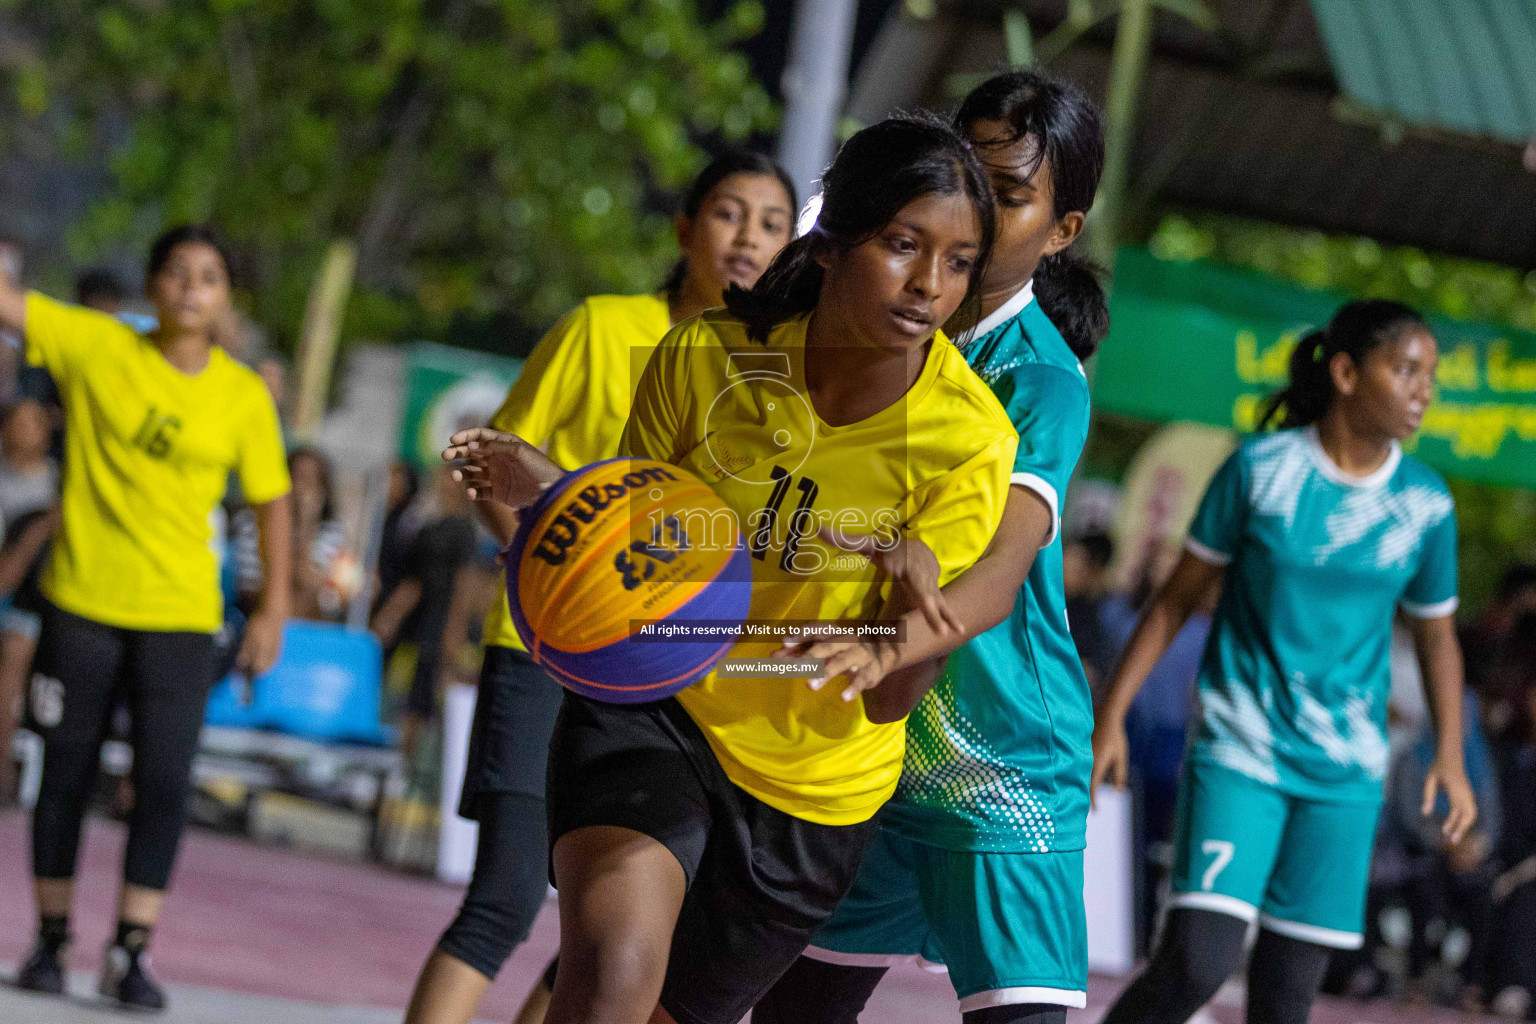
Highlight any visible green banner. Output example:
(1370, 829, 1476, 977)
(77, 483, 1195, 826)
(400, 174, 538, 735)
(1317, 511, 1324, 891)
(398, 342, 524, 468)
(1094, 248, 1536, 489)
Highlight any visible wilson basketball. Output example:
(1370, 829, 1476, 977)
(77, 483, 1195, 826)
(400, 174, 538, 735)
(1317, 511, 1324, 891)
(505, 458, 752, 703)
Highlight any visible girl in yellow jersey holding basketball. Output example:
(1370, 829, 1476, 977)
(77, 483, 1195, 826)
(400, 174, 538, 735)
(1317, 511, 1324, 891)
(0, 225, 292, 1011)
(446, 115, 1018, 1024)
(405, 151, 797, 1024)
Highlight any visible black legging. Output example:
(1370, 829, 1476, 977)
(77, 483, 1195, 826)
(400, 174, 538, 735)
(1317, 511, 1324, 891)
(30, 602, 215, 890)
(1099, 909, 1333, 1024)
(753, 956, 1068, 1024)
(434, 791, 550, 979)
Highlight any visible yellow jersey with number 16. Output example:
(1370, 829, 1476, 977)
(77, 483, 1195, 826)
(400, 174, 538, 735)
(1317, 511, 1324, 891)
(482, 293, 672, 652)
(621, 309, 1018, 826)
(24, 292, 290, 634)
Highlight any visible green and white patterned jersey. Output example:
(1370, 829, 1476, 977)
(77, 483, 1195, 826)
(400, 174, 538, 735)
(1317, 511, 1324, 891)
(1185, 428, 1458, 803)
(883, 284, 1095, 854)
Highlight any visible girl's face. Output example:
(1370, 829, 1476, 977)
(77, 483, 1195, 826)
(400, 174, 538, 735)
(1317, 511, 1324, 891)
(966, 119, 1083, 294)
(676, 172, 795, 301)
(818, 191, 983, 351)
(148, 242, 230, 339)
(290, 454, 328, 508)
(1334, 328, 1439, 440)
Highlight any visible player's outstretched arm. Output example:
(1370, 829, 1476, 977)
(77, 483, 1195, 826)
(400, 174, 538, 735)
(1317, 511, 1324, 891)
(780, 486, 1053, 723)
(1089, 551, 1224, 799)
(1407, 613, 1478, 844)
(239, 494, 293, 676)
(443, 427, 565, 511)
(0, 263, 26, 334)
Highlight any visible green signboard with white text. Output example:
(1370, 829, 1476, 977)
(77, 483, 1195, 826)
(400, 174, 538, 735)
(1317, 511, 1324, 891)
(397, 342, 524, 468)
(1095, 249, 1536, 490)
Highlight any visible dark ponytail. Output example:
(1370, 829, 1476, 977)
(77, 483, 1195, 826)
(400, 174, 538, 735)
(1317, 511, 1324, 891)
(663, 149, 798, 304)
(727, 113, 995, 344)
(1259, 299, 1427, 429)
(1033, 253, 1108, 359)
(956, 70, 1108, 359)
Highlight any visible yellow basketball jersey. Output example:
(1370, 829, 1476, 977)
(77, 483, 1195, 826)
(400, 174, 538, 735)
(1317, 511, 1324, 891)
(621, 309, 1017, 826)
(483, 293, 672, 651)
(23, 292, 289, 633)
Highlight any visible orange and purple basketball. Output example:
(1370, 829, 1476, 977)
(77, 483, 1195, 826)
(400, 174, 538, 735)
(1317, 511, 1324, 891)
(506, 458, 752, 703)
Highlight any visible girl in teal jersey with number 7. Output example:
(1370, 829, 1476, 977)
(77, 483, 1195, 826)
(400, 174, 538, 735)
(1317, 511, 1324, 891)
(1092, 299, 1477, 1024)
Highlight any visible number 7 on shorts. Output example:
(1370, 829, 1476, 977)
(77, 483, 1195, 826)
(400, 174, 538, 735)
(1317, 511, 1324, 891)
(1200, 839, 1234, 892)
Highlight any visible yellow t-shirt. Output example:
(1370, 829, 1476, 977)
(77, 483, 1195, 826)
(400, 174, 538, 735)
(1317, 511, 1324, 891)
(483, 293, 673, 650)
(24, 292, 290, 633)
(621, 310, 1018, 826)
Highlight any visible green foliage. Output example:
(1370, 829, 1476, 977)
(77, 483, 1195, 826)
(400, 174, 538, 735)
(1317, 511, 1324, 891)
(0, 0, 775, 351)
(1144, 211, 1536, 611)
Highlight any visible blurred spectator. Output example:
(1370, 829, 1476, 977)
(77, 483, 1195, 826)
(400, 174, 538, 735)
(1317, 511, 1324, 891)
(0, 398, 60, 801)
(1099, 550, 1213, 948)
(1488, 614, 1536, 1020)
(75, 267, 128, 313)
(254, 356, 291, 432)
(1464, 564, 1536, 699)
(1383, 692, 1502, 1010)
(373, 468, 477, 757)
(370, 460, 421, 642)
(287, 447, 356, 620)
(233, 447, 355, 621)
(0, 398, 61, 527)
(1063, 531, 1115, 692)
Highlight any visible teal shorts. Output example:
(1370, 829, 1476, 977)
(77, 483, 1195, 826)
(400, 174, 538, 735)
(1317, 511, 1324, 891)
(1169, 759, 1382, 949)
(804, 827, 1088, 1011)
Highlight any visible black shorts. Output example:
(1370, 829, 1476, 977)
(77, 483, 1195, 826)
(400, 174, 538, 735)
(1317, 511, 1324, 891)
(458, 645, 565, 821)
(547, 692, 877, 1024)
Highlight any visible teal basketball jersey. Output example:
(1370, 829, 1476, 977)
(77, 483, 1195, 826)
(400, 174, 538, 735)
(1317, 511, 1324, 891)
(1185, 428, 1458, 803)
(884, 284, 1095, 853)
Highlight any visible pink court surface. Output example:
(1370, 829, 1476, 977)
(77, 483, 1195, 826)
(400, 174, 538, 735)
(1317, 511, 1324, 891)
(0, 809, 1498, 1023)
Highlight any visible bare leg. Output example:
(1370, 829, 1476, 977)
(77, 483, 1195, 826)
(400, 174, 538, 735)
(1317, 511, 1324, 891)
(35, 877, 72, 919)
(404, 950, 492, 1024)
(0, 630, 32, 799)
(543, 826, 687, 1024)
(118, 884, 166, 928)
(513, 979, 553, 1024)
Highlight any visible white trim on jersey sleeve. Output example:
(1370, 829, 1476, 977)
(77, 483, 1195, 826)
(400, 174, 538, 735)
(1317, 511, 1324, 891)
(1011, 472, 1060, 546)
(1398, 595, 1459, 620)
(959, 986, 1089, 1012)
(1259, 913, 1364, 950)
(1168, 891, 1258, 922)
(1183, 536, 1233, 567)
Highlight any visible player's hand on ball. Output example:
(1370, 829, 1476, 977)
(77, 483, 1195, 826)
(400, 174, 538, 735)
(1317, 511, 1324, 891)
(1422, 752, 1478, 845)
(1089, 715, 1131, 805)
(443, 427, 564, 510)
(817, 525, 964, 640)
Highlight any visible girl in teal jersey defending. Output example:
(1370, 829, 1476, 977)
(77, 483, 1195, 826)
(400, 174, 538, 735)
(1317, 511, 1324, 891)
(755, 69, 1110, 1024)
(1092, 299, 1478, 1024)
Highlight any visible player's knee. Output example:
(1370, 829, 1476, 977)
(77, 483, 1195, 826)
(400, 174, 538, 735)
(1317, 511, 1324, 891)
(1154, 909, 1247, 1003)
(558, 931, 668, 1007)
(1172, 949, 1234, 1004)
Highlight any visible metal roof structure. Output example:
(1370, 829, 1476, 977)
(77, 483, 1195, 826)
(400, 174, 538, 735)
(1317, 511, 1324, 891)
(1312, 0, 1536, 146)
(845, 0, 1536, 269)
